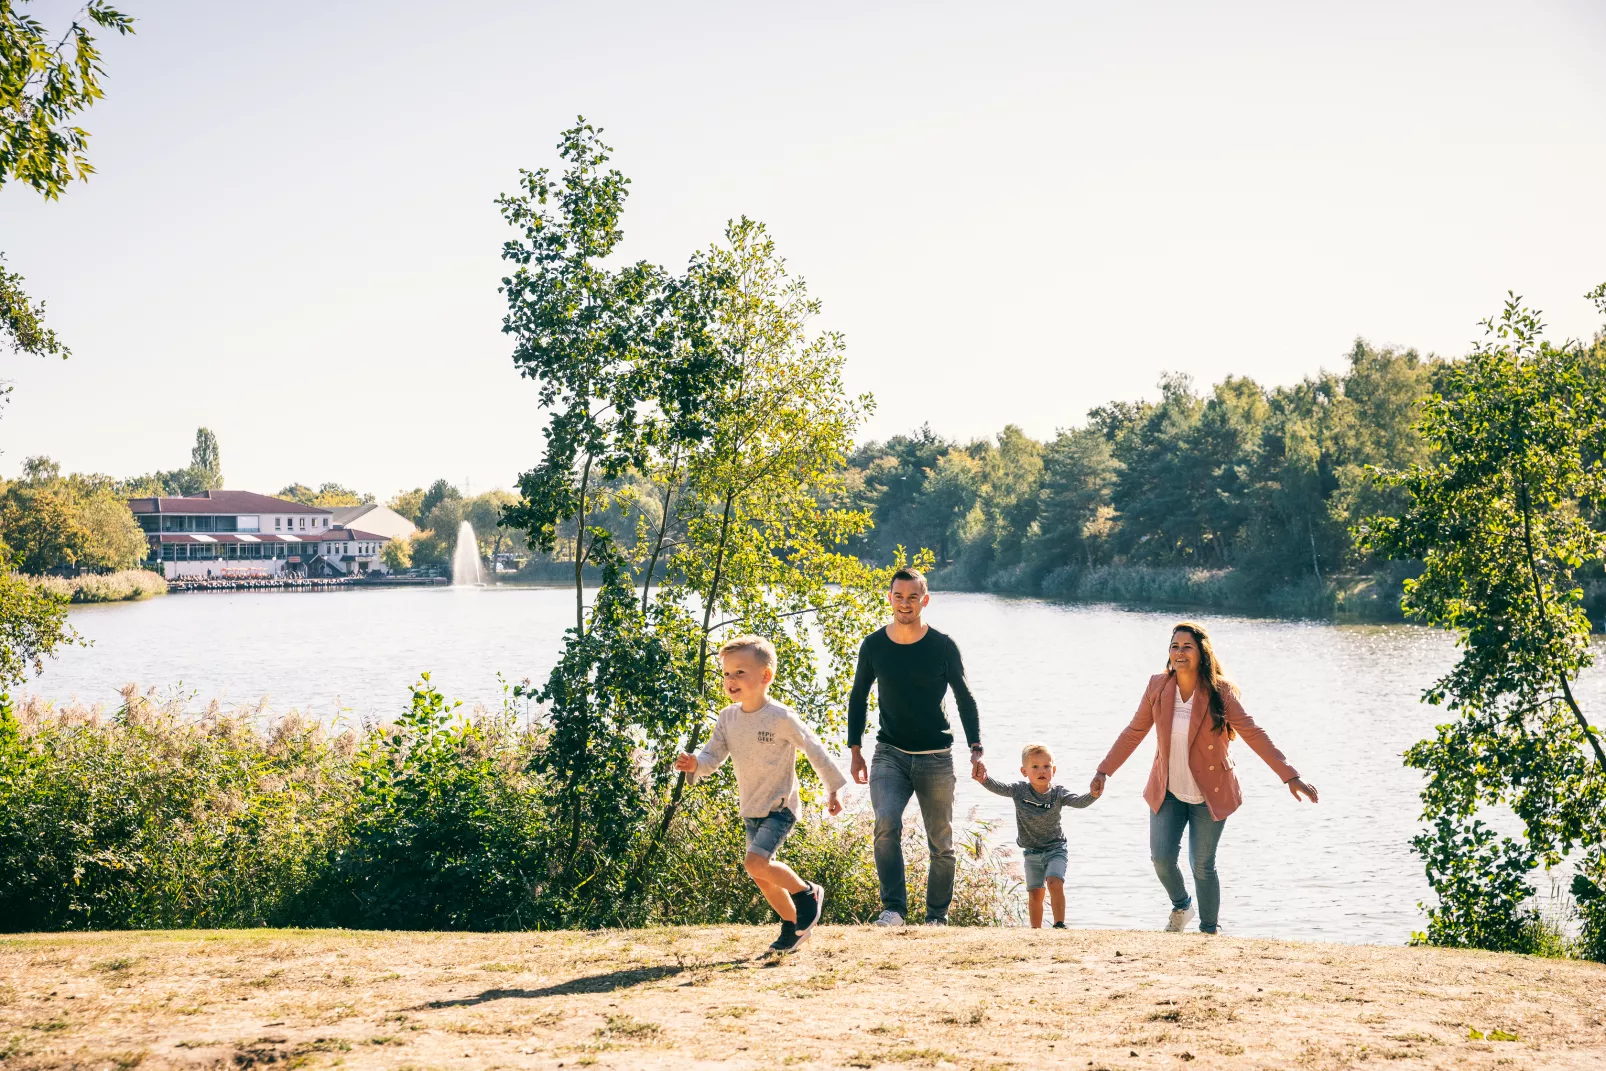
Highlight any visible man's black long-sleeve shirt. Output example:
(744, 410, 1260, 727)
(846, 626, 980, 752)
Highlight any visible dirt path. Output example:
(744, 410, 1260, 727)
(1, 927, 1602, 1070)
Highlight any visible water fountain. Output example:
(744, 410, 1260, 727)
(452, 520, 484, 586)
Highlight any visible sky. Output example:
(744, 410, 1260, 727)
(2, 0, 1604, 500)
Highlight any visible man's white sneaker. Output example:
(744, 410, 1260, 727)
(1165, 903, 1197, 933)
(874, 910, 905, 927)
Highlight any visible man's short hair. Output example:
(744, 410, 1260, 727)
(889, 566, 928, 592)
(719, 634, 777, 670)
(1021, 742, 1054, 765)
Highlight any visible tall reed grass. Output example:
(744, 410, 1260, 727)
(35, 569, 167, 603)
(0, 687, 1019, 932)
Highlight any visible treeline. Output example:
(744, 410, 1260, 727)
(842, 341, 1457, 618)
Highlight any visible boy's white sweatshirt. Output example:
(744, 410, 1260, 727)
(687, 698, 848, 819)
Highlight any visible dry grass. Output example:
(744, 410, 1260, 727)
(0, 927, 1602, 1070)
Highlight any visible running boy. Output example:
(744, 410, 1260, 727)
(674, 636, 848, 952)
(973, 743, 1098, 928)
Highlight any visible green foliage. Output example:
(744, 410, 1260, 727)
(0, 681, 926, 934)
(118, 427, 229, 498)
(277, 482, 368, 508)
(0, 252, 68, 361)
(517, 564, 698, 924)
(1365, 288, 1606, 959)
(330, 676, 546, 930)
(0, 571, 74, 688)
(0, 691, 353, 930)
(0, 0, 135, 199)
(0, 459, 145, 573)
(846, 342, 1436, 616)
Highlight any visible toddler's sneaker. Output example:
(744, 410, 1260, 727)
(923, 917, 948, 926)
(874, 910, 905, 927)
(1052, 922, 1067, 929)
(1165, 903, 1197, 933)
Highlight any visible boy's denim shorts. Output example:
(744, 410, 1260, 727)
(1022, 843, 1068, 889)
(743, 806, 797, 859)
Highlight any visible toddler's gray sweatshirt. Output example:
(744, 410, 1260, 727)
(980, 776, 1095, 849)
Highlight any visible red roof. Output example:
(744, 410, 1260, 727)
(128, 490, 333, 516)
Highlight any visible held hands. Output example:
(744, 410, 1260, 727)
(672, 753, 698, 774)
(1287, 777, 1319, 803)
(970, 760, 988, 784)
(850, 747, 868, 785)
(1088, 772, 1106, 798)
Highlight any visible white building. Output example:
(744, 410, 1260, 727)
(129, 490, 390, 579)
(327, 503, 418, 542)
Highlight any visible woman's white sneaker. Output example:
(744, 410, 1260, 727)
(1165, 903, 1197, 933)
(874, 910, 905, 927)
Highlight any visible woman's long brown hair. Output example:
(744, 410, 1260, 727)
(1165, 621, 1236, 739)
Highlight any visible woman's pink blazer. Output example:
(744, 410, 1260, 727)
(1096, 672, 1299, 821)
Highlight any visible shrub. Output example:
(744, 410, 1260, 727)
(326, 676, 549, 930)
(0, 688, 354, 930)
(35, 569, 167, 603)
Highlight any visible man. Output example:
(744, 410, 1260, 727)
(847, 566, 982, 926)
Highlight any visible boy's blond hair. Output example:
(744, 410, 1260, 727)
(719, 634, 777, 670)
(1021, 742, 1054, 765)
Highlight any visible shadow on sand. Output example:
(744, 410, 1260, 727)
(419, 958, 756, 1007)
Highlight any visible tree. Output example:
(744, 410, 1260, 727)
(417, 479, 459, 525)
(189, 427, 221, 490)
(380, 537, 413, 572)
(1, 1, 135, 359)
(0, 460, 145, 573)
(388, 488, 426, 525)
(463, 490, 517, 563)
(628, 216, 901, 895)
(497, 121, 720, 920)
(1032, 426, 1116, 570)
(1363, 288, 1606, 958)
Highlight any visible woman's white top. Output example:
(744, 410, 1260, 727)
(1167, 687, 1206, 804)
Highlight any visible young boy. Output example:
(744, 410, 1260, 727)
(674, 635, 848, 952)
(973, 743, 1097, 928)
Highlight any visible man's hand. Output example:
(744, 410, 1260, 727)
(1089, 771, 1106, 798)
(1287, 777, 1319, 803)
(850, 746, 868, 785)
(672, 753, 698, 774)
(827, 790, 843, 816)
(971, 760, 988, 784)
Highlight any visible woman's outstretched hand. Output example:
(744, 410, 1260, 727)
(1089, 772, 1106, 798)
(1287, 777, 1319, 803)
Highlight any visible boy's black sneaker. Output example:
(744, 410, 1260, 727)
(792, 881, 825, 941)
(1052, 922, 1068, 929)
(769, 920, 800, 952)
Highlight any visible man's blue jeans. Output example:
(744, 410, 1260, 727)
(870, 746, 957, 920)
(1150, 790, 1227, 933)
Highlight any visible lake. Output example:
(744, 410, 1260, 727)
(27, 586, 1606, 946)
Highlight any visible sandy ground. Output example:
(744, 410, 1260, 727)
(1, 926, 1603, 1071)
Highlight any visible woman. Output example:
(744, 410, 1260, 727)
(1090, 622, 1318, 934)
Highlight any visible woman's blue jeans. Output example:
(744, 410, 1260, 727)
(1150, 790, 1227, 932)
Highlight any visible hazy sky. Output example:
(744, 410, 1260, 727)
(3, 1, 1604, 499)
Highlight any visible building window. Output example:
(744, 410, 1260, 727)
(275, 517, 282, 530)
(299, 517, 306, 529)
